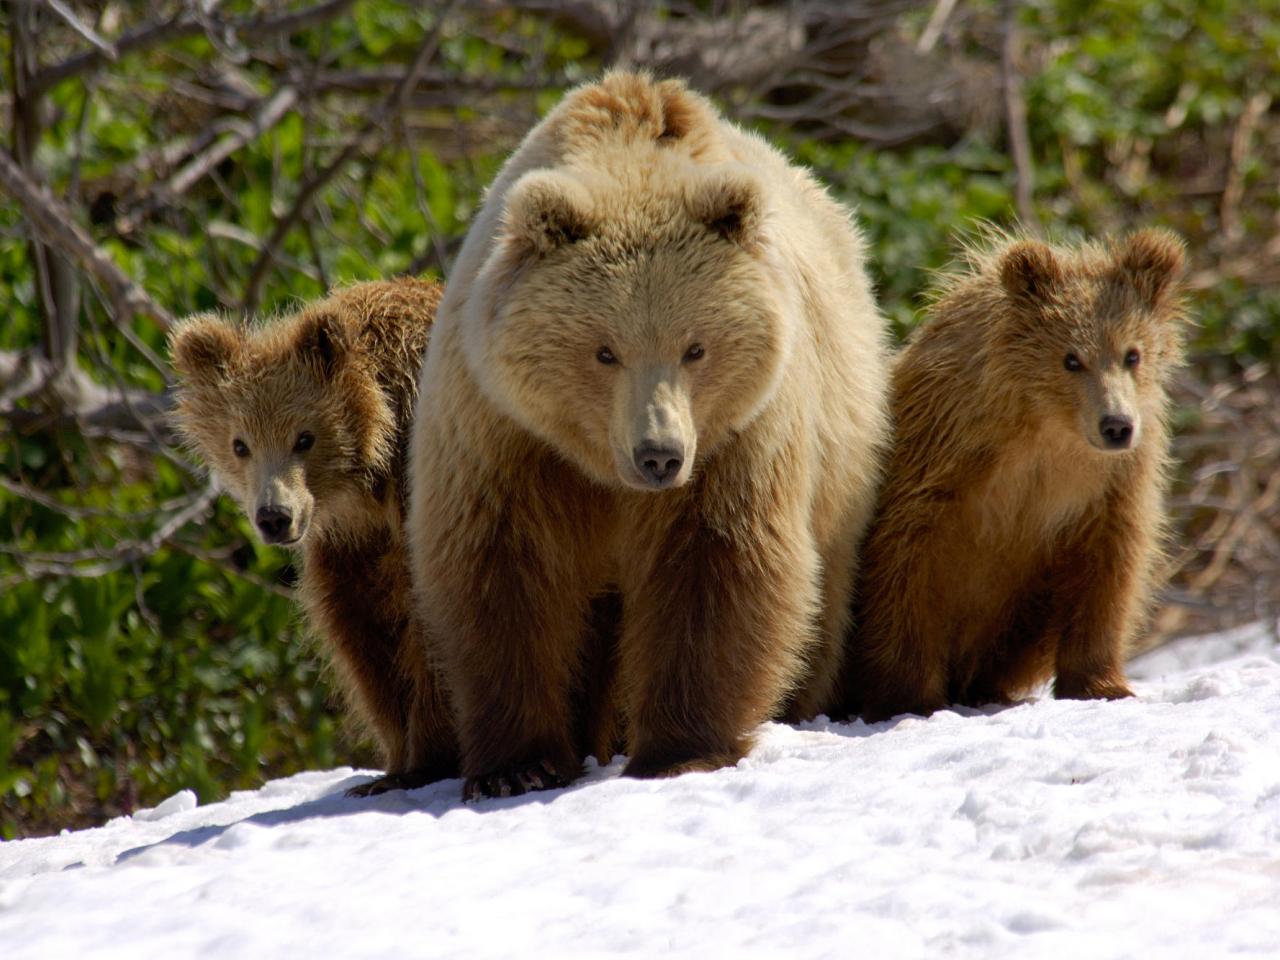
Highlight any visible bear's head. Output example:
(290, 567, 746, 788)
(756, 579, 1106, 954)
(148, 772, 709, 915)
(467, 161, 793, 491)
(994, 229, 1186, 454)
(169, 307, 396, 545)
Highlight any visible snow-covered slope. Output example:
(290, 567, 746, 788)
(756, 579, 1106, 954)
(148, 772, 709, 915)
(3, 623, 1278, 959)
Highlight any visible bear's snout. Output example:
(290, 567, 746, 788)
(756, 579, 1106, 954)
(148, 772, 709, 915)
(256, 505, 295, 543)
(633, 444, 685, 488)
(1098, 415, 1135, 450)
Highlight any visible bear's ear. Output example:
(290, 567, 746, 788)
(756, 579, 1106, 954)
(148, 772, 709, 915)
(294, 310, 349, 379)
(1114, 228, 1185, 308)
(685, 168, 764, 250)
(999, 240, 1062, 307)
(503, 170, 595, 256)
(169, 314, 241, 384)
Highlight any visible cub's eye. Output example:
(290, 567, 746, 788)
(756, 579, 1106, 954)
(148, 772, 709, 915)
(596, 347, 618, 366)
(294, 431, 315, 453)
(1124, 349, 1141, 368)
(233, 438, 250, 458)
(683, 343, 705, 363)
(1063, 353, 1084, 372)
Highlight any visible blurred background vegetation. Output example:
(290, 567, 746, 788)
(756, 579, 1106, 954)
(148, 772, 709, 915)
(1, 0, 1276, 839)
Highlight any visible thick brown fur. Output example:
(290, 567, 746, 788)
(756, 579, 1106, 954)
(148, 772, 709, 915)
(169, 279, 459, 793)
(409, 72, 890, 799)
(836, 228, 1188, 721)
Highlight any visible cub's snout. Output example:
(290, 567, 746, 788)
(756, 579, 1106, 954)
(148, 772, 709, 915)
(1098, 414, 1135, 450)
(255, 505, 297, 543)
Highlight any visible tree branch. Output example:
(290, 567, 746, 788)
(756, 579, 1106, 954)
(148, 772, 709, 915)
(0, 149, 174, 329)
(119, 85, 300, 233)
(41, 0, 118, 61)
(30, 0, 356, 96)
(240, 4, 456, 315)
(1001, 0, 1042, 235)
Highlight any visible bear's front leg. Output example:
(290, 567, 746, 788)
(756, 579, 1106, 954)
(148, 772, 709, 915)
(619, 485, 820, 779)
(412, 430, 610, 800)
(1050, 493, 1144, 702)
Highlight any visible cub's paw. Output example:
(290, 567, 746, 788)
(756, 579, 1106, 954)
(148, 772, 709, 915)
(1054, 675, 1134, 701)
(345, 765, 452, 798)
(462, 759, 575, 802)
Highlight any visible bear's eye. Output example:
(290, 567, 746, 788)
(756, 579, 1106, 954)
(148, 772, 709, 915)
(233, 438, 250, 458)
(1063, 353, 1084, 372)
(596, 347, 618, 366)
(683, 344, 705, 363)
(294, 431, 315, 453)
(1124, 349, 1141, 368)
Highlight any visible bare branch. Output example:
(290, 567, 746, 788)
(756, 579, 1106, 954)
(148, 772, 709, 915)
(241, 4, 457, 315)
(0, 149, 174, 329)
(0, 348, 171, 433)
(1221, 91, 1272, 244)
(42, 0, 117, 61)
(30, 0, 357, 96)
(1001, 0, 1042, 236)
(917, 0, 960, 54)
(0, 482, 221, 581)
(120, 86, 300, 232)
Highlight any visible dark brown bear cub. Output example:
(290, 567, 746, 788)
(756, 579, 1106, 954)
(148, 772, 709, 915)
(170, 279, 457, 795)
(838, 229, 1187, 722)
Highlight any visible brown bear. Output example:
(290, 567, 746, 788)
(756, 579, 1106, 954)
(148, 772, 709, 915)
(169, 279, 458, 795)
(836, 229, 1187, 722)
(408, 71, 891, 799)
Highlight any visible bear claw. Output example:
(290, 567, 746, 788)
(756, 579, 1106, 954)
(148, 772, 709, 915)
(463, 760, 569, 802)
(345, 764, 456, 798)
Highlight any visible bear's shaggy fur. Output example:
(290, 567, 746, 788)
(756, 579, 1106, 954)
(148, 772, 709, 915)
(837, 229, 1187, 721)
(170, 279, 458, 794)
(408, 71, 890, 798)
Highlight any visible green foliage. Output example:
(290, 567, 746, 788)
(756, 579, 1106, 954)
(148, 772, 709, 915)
(0, 438, 346, 839)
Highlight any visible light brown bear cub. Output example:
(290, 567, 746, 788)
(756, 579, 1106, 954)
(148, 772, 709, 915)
(837, 229, 1187, 722)
(170, 279, 457, 795)
(409, 71, 890, 799)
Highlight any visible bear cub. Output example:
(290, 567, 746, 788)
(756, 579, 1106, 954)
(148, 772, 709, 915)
(170, 279, 457, 795)
(837, 229, 1187, 721)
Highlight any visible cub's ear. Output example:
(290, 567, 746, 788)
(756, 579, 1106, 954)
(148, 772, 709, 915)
(685, 168, 764, 250)
(503, 170, 595, 255)
(999, 240, 1062, 306)
(169, 314, 241, 384)
(294, 310, 350, 379)
(1114, 228, 1185, 308)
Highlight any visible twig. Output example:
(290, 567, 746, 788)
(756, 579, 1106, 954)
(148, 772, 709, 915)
(1000, 0, 1042, 236)
(42, 0, 118, 61)
(0, 482, 221, 580)
(917, 0, 960, 54)
(240, 3, 457, 315)
(0, 150, 174, 329)
(119, 86, 300, 233)
(30, 0, 357, 96)
(1220, 91, 1272, 244)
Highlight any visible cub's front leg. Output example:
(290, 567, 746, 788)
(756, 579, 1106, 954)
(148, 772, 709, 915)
(619, 475, 820, 779)
(1050, 493, 1144, 702)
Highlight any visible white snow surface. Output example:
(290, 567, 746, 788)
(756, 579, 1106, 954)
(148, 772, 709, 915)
(4, 623, 1279, 959)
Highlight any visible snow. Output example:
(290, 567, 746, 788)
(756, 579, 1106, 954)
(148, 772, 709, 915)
(3, 623, 1278, 959)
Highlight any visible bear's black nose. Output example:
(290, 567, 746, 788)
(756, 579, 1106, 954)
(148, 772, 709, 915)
(634, 444, 684, 488)
(256, 505, 294, 542)
(1099, 415, 1134, 449)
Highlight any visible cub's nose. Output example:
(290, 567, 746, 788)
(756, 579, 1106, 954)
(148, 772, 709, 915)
(256, 506, 294, 543)
(633, 444, 684, 489)
(1099, 415, 1134, 449)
